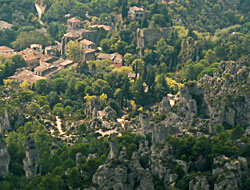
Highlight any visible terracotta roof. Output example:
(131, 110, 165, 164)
(68, 17, 83, 23)
(80, 39, 95, 46)
(97, 53, 114, 60)
(40, 55, 55, 62)
(130, 6, 144, 12)
(0, 20, 13, 30)
(18, 48, 41, 60)
(0, 46, 14, 52)
(9, 69, 45, 84)
(84, 49, 96, 54)
(113, 53, 123, 64)
(89, 25, 111, 31)
(64, 31, 80, 38)
(58, 59, 74, 67)
(23, 54, 40, 61)
(34, 62, 55, 73)
(128, 72, 136, 78)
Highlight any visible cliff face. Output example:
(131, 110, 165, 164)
(197, 57, 250, 129)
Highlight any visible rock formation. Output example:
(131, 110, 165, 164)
(158, 96, 171, 114)
(0, 136, 10, 177)
(76, 152, 82, 171)
(108, 135, 119, 159)
(23, 136, 40, 178)
(0, 109, 11, 134)
(102, 106, 117, 121)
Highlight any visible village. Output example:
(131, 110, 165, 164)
(0, 3, 172, 85)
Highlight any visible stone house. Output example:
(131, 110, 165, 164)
(45, 46, 59, 56)
(80, 39, 97, 50)
(0, 20, 12, 30)
(22, 53, 41, 70)
(128, 6, 145, 20)
(84, 49, 96, 61)
(9, 69, 45, 84)
(67, 17, 83, 31)
(137, 27, 172, 49)
(30, 44, 43, 53)
(0, 46, 14, 54)
(97, 53, 123, 68)
(34, 62, 57, 76)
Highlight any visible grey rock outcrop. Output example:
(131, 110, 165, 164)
(23, 137, 40, 178)
(0, 136, 10, 177)
(76, 152, 82, 171)
(108, 135, 119, 159)
(189, 176, 210, 190)
(177, 84, 209, 118)
(85, 98, 100, 118)
(199, 58, 250, 128)
(93, 150, 154, 190)
(159, 97, 171, 114)
(212, 156, 249, 190)
(0, 109, 11, 134)
(139, 113, 152, 134)
(102, 106, 117, 121)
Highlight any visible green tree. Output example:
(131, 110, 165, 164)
(65, 40, 83, 62)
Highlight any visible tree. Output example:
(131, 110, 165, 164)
(155, 74, 169, 101)
(152, 14, 167, 27)
(132, 59, 145, 76)
(36, 79, 50, 95)
(124, 53, 134, 66)
(65, 40, 83, 63)
(38, 173, 65, 190)
(12, 31, 51, 51)
(53, 78, 67, 94)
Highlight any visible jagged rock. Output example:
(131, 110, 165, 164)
(108, 135, 119, 159)
(212, 156, 249, 190)
(23, 136, 40, 178)
(118, 147, 127, 160)
(159, 97, 171, 114)
(102, 106, 117, 121)
(189, 176, 210, 190)
(76, 152, 82, 171)
(222, 107, 235, 127)
(85, 98, 100, 118)
(177, 85, 209, 118)
(139, 113, 152, 133)
(92, 165, 128, 190)
(214, 172, 239, 190)
(0, 109, 11, 134)
(89, 118, 102, 129)
(0, 136, 10, 177)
